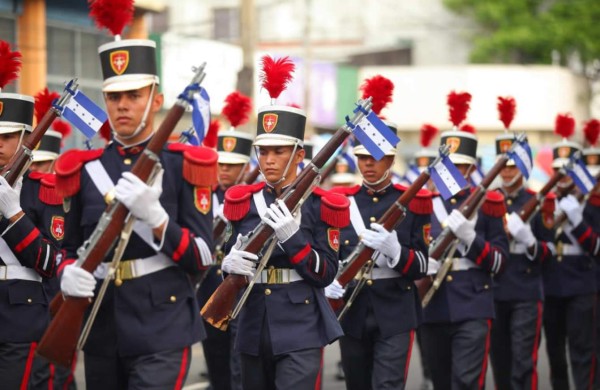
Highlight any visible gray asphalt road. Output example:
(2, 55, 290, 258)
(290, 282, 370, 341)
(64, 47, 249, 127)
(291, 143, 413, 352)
(73, 338, 559, 389)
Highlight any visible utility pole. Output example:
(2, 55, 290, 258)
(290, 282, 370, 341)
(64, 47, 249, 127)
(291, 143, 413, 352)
(237, 0, 256, 97)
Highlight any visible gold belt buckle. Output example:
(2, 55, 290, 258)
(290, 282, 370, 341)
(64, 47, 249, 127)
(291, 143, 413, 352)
(556, 241, 563, 261)
(115, 260, 135, 286)
(0, 266, 7, 280)
(266, 267, 289, 284)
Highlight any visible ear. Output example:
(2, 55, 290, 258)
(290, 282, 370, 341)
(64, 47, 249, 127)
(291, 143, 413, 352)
(151, 92, 164, 113)
(383, 155, 395, 170)
(295, 147, 306, 164)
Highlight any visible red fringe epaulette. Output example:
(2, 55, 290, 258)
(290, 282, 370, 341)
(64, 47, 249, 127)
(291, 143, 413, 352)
(167, 143, 218, 187)
(223, 182, 266, 221)
(28, 171, 62, 205)
(313, 187, 350, 228)
(329, 184, 360, 196)
(526, 188, 537, 196)
(481, 190, 507, 218)
(54, 149, 104, 197)
(393, 184, 433, 214)
(542, 192, 557, 214)
(589, 193, 600, 207)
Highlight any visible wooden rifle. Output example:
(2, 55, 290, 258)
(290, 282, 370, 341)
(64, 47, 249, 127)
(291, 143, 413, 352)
(36, 64, 207, 367)
(553, 170, 600, 234)
(330, 146, 449, 320)
(1, 80, 75, 184)
(200, 98, 374, 330)
(419, 134, 526, 307)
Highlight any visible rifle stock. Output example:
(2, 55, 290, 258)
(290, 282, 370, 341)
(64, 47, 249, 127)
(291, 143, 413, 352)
(37, 66, 206, 367)
(516, 168, 565, 224)
(201, 99, 373, 330)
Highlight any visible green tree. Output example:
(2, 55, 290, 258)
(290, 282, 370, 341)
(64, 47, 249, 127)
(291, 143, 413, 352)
(444, 0, 600, 77)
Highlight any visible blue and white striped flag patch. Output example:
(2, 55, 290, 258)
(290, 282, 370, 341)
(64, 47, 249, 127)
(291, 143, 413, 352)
(507, 139, 533, 179)
(567, 158, 596, 194)
(61, 90, 108, 139)
(469, 165, 484, 186)
(429, 155, 468, 200)
(191, 87, 211, 145)
(352, 111, 401, 160)
(404, 164, 420, 184)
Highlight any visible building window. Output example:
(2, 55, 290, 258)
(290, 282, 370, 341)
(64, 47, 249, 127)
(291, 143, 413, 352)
(213, 7, 239, 42)
(0, 15, 16, 93)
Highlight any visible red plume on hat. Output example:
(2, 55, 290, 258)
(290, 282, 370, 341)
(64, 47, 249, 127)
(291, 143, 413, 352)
(460, 123, 476, 134)
(420, 124, 438, 147)
(88, 0, 134, 37)
(497, 96, 516, 130)
(260, 55, 295, 101)
(447, 91, 472, 128)
(34, 88, 60, 124)
(554, 113, 575, 140)
(583, 119, 600, 147)
(203, 119, 220, 148)
(0, 40, 22, 90)
(222, 91, 252, 128)
(360, 75, 394, 116)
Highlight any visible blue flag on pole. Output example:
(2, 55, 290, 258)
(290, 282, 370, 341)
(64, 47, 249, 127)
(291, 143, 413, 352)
(62, 90, 108, 139)
(567, 158, 596, 194)
(403, 164, 420, 184)
(352, 111, 401, 160)
(429, 155, 468, 200)
(507, 139, 533, 179)
(191, 88, 211, 145)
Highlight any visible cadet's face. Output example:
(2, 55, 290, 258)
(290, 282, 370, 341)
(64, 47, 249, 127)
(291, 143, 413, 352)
(0, 132, 21, 167)
(104, 86, 163, 141)
(257, 145, 304, 184)
(455, 163, 473, 178)
(357, 155, 394, 183)
(554, 168, 573, 187)
(218, 163, 245, 188)
(500, 165, 519, 182)
(30, 160, 54, 173)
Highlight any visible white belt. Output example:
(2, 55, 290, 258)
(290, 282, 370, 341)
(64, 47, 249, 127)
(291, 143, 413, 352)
(93, 253, 174, 280)
(0, 265, 42, 282)
(257, 268, 303, 284)
(560, 243, 583, 256)
(452, 257, 477, 271)
(367, 267, 402, 280)
(510, 242, 528, 255)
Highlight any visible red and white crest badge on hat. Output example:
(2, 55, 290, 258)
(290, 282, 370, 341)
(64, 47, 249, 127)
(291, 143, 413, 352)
(262, 113, 278, 133)
(499, 139, 512, 153)
(0, 101, 3, 117)
(223, 137, 237, 152)
(51, 216, 65, 241)
(446, 137, 461, 153)
(110, 50, 130, 75)
(327, 228, 340, 251)
(194, 187, 211, 215)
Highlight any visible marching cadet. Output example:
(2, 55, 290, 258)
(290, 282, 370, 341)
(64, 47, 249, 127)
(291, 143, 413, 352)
(542, 114, 596, 390)
(0, 45, 62, 389)
(218, 55, 346, 389)
(325, 75, 431, 390)
(420, 122, 509, 389)
(198, 91, 253, 390)
(490, 132, 555, 390)
(53, 19, 216, 389)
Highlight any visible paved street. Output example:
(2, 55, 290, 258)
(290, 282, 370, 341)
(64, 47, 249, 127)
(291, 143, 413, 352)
(73, 337, 561, 389)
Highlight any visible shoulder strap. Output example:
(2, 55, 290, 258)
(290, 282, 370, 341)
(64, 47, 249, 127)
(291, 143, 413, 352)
(432, 196, 449, 225)
(252, 190, 268, 218)
(348, 196, 367, 236)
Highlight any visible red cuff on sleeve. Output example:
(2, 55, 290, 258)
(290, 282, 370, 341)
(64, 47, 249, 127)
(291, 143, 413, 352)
(475, 242, 490, 266)
(14, 228, 40, 254)
(291, 244, 312, 264)
(173, 228, 190, 262)
(402, 250, 415, 275)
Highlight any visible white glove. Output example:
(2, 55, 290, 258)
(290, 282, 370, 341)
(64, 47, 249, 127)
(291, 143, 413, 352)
(261, 199, 300, 243)
(361, 223, 401, 266)
(427, 257, 440, 275)
(216, 203, 227, 222)
(507, 212, 536, 247)
(447, 209, 476, 248)
(324, 280, 345, 299)
(559, 194, 583, 227)
(114, 170, 168, 228)
(0, 175, 22, 219)
(60, 264, 96, 298)
(221, 234, 258, 277)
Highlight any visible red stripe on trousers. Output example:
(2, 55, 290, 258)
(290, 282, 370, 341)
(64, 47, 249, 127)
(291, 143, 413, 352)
(590, 295, 597, 390)
(404, 329, 415, 384)
(48, 363, 54, 390)
(63, 351, 78, 390)
(20, 342, 37, 390)
(478, 320, 492, 390)
(531, 301, 543, 390)
(174, 346, 190, 390)
(314, 347, 324, 390)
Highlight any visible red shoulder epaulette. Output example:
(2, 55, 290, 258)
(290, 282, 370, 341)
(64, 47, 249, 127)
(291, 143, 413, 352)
(313, 187, 350, 228)
(393, 183, 408, 192)
(526, 188, 537, 196)
(54, 149, 104, 197)
(167, 143, 218, 187)
(408, 189, 433, 215)
(481, 190, 507, 218)
(589, 193, 600, 207)
(329, 184, 360, 196)
(223, 182, 266, 221)
(28, 172, 63, 206)
(542, 192, 556, 214)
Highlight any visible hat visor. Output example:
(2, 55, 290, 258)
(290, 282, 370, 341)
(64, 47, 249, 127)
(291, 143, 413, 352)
(495, 155, 516, 166)
(449, 154, 476, 166)
(102, 75, 158, 92)
(253, 134, 302, 147)
(331, 173, 358, 185)
(0, 124, 31, 134)
(218, 153, 250, 165)
(353, 145, 396, 156)
(32, 151, 58, 162)
(552, 158, 570, 169)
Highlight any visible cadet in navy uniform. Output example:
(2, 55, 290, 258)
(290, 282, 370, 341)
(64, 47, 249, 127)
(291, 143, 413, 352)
(542, 139, 596, 390)
(0, 89, 62, 388)
(198, 121, 254, 390)
(326, 120, 431, 389)
(54, 38, 216, 389)
(421, 128, 509, 389)
(490, 134, 555, 390)
(219, 102, 347, 389)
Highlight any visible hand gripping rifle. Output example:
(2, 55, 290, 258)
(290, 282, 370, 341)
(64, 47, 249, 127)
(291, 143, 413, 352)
(36, 64, 207, 367)
(330, 146, 449, 320)
(419, 134, 527, 308)
(553, 169, 600, 235)
(200, 98, 373, 331)
(1, 80, 76, 184)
